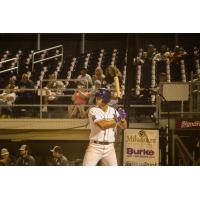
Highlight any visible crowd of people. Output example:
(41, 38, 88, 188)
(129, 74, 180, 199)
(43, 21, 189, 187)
(1, 44, 198, 119)
(0, 144, 82, 166)
(135, 44, 188, 65)
(0, 62, 122, 118)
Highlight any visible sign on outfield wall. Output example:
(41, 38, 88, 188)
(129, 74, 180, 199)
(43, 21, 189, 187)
(123, 129, 159, 166)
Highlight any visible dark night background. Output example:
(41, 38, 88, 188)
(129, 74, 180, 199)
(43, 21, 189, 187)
(0, 33, 200, 56)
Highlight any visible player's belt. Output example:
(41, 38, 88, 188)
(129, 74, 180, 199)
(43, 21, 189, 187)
(92, 141, 113, 145)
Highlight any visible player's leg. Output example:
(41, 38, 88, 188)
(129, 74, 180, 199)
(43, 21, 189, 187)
(83, 143, 102, 166)
(101, 144, 118, 166)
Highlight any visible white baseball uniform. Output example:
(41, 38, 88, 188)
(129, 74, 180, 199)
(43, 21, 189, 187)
(83, 105, 119, 166)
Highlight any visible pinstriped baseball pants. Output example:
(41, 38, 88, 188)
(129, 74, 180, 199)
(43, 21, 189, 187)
(83, 142, 118, 166)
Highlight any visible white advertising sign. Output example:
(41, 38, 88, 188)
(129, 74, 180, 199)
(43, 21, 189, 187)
(123, 129, 159, 166)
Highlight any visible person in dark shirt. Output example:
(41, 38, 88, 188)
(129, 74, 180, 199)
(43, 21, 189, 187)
(16, 144, 36, 166)
(47, 146, 69, 166)
(0, 148, 16, 166)
(17, 73, 34, 104)
(18, 73, 34, 90)
(15, 73, 35, 115)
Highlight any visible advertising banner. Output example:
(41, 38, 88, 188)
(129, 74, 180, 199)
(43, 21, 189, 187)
(175, 119, 200, 129)
(123, 129, 159, 166)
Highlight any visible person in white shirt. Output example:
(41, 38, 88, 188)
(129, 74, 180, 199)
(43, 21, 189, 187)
(0, 86, 17, 117)
(88, 80, 101, 105)
(77, 68, 93, 87)
(83, 88, 127, 166)
(108, 83, 119, 107)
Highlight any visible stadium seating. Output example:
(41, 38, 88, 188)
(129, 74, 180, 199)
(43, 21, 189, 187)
(0, 45, 199, 119)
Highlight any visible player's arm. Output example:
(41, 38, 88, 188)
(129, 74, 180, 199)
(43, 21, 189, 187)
(95, 119, 116, 130)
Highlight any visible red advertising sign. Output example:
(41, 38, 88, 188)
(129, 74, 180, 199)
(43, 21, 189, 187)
(176, 119, 200, 129)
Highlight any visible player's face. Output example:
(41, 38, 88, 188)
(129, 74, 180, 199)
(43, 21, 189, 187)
(96, 97, 103, 106)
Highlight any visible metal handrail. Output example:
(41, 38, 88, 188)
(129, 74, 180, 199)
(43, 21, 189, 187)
(0, 57, 18, 64)
(0, 57, 19, 74)
(33, 45, 63, 55)
(0, 66, 18, 74)
(32, 45, 63, 72)
(33, 54, 63, 64)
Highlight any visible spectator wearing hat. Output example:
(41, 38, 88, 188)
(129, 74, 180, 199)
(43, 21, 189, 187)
(77, 68, 93, 87)
(16, 144, 36, 166)
(47, 146, 69, 166)
(0, 148, 16, 166)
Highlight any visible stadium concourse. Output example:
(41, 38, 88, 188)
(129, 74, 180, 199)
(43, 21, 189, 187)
(0, 33, 200, 166)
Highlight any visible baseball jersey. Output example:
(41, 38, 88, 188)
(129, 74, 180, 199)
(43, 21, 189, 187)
(88, 106, 119, 142)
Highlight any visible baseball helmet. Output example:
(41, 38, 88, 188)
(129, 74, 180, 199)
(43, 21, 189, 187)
(95, 88, 111, 104)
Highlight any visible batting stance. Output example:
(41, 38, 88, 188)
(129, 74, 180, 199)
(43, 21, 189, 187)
(83, 88, 127, 166)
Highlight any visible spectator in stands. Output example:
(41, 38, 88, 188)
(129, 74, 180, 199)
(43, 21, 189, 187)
(154, 45, 170, 61)
(0, 85, 17, 118)
(0, 148, 16, 166)
(19, 73, 34, 89)
(135, 48, 145, 65)
(92, 67, 105, 84)
(17, 73, 34, 99)
(143, 44, 156, 61)
(170, 45, 187, 62)
(77, 67, 93, 87)
(42, 72, 65, 112)
(47, 146, 69, 166)
(14, 73, 34, 115)
(108, 83, 119, 107)
(88, 80, 101, 105)
(7, 76, 18, 89)
(16, 144, 36, 166)
(105, 65, 122, 85)
(68, 82, 89, 118)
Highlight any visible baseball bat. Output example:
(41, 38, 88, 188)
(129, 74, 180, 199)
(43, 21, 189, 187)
(114, 76, 121, 97)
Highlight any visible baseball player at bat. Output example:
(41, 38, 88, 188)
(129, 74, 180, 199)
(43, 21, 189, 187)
(83, 88, 127, 166)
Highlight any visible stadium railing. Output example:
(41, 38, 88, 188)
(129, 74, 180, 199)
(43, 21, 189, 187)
(32, 45, 64, 72)
(0, 57, 19, 74)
